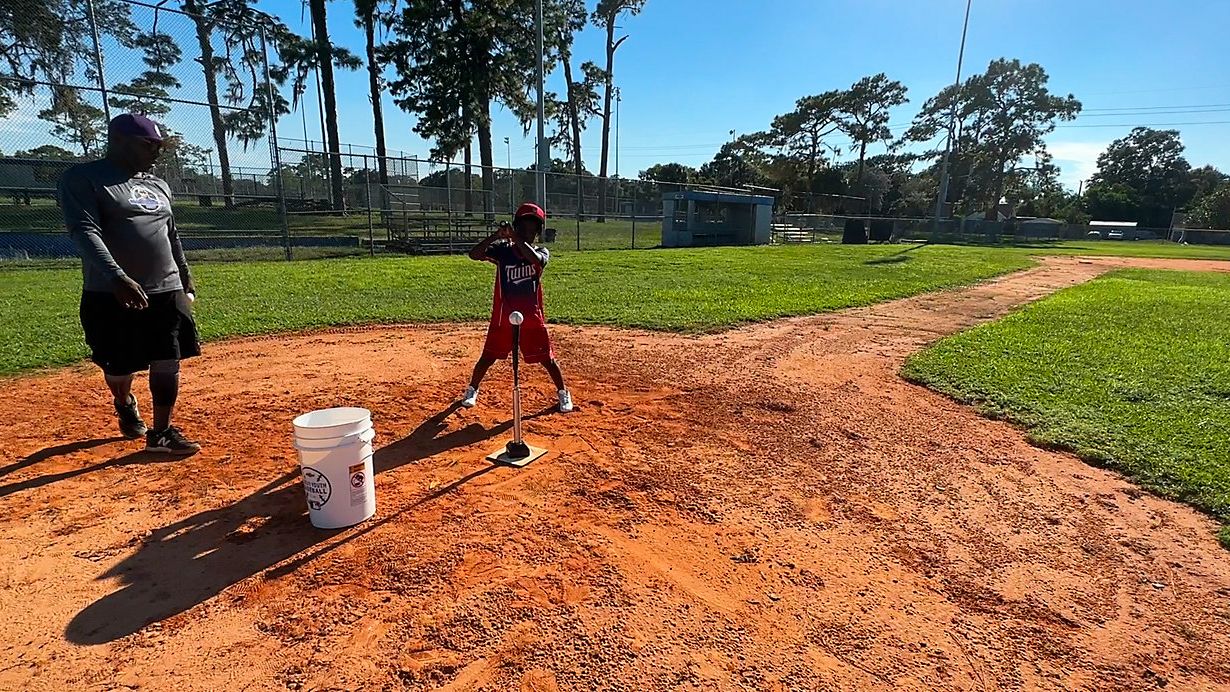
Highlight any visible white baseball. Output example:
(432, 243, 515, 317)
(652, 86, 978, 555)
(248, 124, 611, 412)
(509, 311, 524, 326)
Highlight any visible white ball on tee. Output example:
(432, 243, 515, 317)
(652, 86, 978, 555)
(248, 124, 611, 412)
(509, 311, 524, 326)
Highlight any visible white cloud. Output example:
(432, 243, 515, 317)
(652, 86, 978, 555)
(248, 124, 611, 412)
(1, 100, 45, 130)
(1047, 140, 1107, 191)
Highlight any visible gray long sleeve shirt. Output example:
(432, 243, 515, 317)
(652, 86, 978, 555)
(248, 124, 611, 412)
(58, 159, 192, 294)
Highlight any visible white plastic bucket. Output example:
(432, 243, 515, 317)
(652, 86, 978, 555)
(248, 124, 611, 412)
(295, 427, 376, 463)
(292, 407, 372, 440)
(295, 426, 375, 452)
(294, 409, 377, 529)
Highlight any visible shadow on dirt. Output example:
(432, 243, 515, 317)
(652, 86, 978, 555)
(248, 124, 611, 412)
(0, 446, 180, 498)
(65, 404, 553, 645)
(0, 437, 126, 479)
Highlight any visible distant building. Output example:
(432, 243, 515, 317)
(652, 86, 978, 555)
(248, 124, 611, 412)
(1089, 220, 1138, 231)
(962, 200, 1014, 222)
(1087, 220, 1157, 241)
(0, 157, 41, 189)
(963, 209, 1008, 222)
(661, 189, 773, 247)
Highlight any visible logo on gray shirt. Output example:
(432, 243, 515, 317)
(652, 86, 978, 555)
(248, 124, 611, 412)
(128, 185, 165, 212)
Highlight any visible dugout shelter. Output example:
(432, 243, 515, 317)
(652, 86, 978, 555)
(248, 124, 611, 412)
(661, 189, 774, 247)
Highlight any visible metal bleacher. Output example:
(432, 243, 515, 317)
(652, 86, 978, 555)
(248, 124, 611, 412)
(382, 185, 494, 254)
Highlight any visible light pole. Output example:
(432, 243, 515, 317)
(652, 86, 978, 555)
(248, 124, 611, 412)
(505, 136, 513, 213)
(614, 86, 621, 180)
(933, 0, 973, 234)
(614, 86, 621, 217)
(535, 0, 548, 206)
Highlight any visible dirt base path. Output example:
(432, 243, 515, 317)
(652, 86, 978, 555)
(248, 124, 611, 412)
(2, 256, 1228, 691)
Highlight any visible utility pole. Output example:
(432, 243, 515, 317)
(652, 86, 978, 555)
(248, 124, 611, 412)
(933, 0, 973, 234)
(86, 0, 111, 122)
(612, 87, 622, 218)
(535, 0, 548, 206)
(505, 136, 513, 213)
(614, 86, 621, 180)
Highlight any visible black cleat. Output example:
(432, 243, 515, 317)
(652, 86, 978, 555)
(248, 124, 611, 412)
(114, 395, 148, 439)
(145, 426, 201, 456)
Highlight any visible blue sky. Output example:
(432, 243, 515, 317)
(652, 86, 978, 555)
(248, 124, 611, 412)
(6, 0, 1228, 191)
(254, 0, 1230, 191)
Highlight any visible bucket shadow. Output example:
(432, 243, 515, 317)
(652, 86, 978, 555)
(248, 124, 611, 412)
(266, 404, 557, 581)
(66, 404, 555, 645)
(264, 464, 499, 581)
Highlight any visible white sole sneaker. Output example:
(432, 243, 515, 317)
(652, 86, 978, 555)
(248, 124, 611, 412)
(557, 389, 574, 413)
(460, 386, 479, 408)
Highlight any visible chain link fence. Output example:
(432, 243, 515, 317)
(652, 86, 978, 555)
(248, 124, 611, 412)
(5, 0, 1226, 266)
(0, 0, 674, 266)
(773, 214, 1230, 246)
(1, 0, 300, 262)
(270, 139, 671, 257)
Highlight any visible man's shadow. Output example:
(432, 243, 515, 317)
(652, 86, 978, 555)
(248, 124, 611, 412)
(65, 404, 553, 645)
(0, 437, 127, 493)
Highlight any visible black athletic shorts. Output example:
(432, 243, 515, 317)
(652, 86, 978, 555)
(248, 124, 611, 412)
(80, 290, 201, 376)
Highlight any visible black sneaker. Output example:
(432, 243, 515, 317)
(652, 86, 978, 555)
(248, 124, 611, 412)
(146, 426, 201, 456)
(114, 395, 148, 439)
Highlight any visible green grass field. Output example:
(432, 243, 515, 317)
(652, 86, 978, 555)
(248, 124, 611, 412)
(1010, 240, 1230, 261)
(903, 270, 1230, 548)
(0, 244, 1031, 376)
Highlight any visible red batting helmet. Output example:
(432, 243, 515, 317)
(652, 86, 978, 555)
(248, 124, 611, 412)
(514, 203, 546, 222)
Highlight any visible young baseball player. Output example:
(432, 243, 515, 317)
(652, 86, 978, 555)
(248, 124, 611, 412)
(460, 202, 573, 413)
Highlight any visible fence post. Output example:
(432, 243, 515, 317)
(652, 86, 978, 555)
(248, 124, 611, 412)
(445, 160, 454, 232)
(576, 174, 582, 251)
(631, 186, 638, 249)
(260, 26, 291, 260)
(365, 156, 374, 256)
(85, 0, 111, 121)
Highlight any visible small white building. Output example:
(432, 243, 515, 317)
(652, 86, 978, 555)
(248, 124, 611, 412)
(1088, 220, 1152, 240)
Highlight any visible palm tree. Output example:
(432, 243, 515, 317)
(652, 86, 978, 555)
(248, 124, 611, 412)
(182, 0, 236, 207)
(309, 0, 346, 210)
(592, 0, 645, 221)
(354, 0, 390, 194)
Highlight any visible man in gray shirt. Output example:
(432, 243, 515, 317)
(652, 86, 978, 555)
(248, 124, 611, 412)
(59, 113, 201, 455)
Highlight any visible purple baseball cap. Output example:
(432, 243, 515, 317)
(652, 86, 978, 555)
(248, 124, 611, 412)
(108, 113, 164, 142)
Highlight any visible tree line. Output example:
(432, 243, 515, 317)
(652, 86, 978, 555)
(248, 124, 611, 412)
(640, 58, 1229, 230)
(4, 3, 1227, 229)
(2, 0, 645, 218)
(2, 0, 355, 206)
